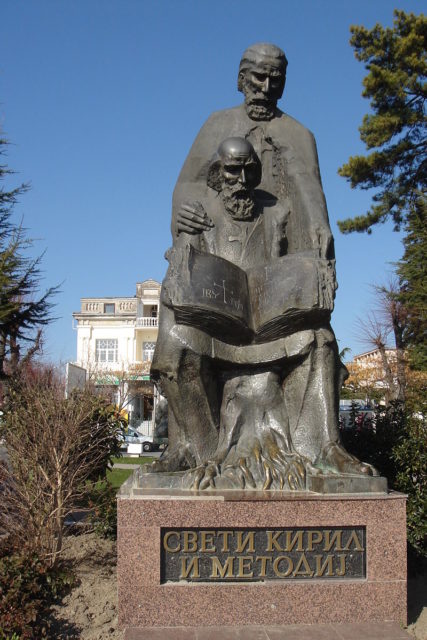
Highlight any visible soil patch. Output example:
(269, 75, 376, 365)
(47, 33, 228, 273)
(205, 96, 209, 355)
(49, 533, 123, 640)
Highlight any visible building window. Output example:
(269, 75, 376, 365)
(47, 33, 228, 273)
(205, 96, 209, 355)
(104, 303, 115, 314)
(142, 341, 156, 362)
(151, 305, 157, 318)
(96, 339, 118, 362)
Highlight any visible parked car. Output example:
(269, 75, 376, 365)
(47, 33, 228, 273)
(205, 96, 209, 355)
(139, 435, 158, 452)
(120, 429, 162, 452)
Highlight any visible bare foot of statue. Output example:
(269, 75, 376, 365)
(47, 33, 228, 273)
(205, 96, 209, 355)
(316, 441, 379, 476)
(189, 429, 308, 491)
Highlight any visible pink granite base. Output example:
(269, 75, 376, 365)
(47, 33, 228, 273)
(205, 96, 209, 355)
(117, 489, 407, 630)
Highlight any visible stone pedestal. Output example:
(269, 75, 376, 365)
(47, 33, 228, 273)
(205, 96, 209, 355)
(117, 479, 407, 632)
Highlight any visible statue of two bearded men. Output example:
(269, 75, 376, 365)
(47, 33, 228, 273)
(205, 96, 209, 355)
(147, 43, 379, 491)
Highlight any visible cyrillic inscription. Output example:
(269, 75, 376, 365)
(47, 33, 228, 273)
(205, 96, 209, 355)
(161, 527, 366, 583)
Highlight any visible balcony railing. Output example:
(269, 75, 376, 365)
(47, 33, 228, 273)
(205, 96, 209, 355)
(80, 298, 137, 314)
(135, 316, 158, 328)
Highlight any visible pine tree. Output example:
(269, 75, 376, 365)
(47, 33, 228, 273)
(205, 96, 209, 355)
(338, 10, 426, 234)
(0, 134, 58, 378)
(396, 197, 427, 370)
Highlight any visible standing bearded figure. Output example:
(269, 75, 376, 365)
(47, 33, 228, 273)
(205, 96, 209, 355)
(148, 44, 378, 487)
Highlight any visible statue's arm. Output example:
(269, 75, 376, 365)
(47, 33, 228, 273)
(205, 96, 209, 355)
(297, 129, 335, 261)
(278, 120, 336, 306)
(162, 224, 203, 311)
(171, 112, 221, 237)
(300, 131, 337, 305)
(176, 201, 213, 236)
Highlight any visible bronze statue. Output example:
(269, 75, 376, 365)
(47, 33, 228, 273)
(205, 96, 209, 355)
(146, 44, 380, 491)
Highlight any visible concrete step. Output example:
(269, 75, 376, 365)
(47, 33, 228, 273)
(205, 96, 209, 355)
(125, 621, 412, 639)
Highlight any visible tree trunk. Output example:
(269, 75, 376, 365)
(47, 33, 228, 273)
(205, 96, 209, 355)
(9, 330, 20, 374)
(377, 343, 396, 404)
(0, 332, 7, 379)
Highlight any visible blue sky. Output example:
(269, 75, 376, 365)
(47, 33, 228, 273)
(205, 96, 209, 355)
(0, 0, 422, 364)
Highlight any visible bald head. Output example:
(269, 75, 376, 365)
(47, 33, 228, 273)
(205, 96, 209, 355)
(217, 137, 255, 163)
(207, 137, 261, 193)
(207, 137, 261, 220)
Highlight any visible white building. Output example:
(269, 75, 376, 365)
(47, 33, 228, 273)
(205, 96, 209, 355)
(345, 347, 400, 402)
(72, 279, 161, 435)
(352, 347, 397, 369)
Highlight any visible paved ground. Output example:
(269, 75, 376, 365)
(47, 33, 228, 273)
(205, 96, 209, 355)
(113, 462, 141, 469)
(113, 452, 162, 469)
(124, 622, 412, 639)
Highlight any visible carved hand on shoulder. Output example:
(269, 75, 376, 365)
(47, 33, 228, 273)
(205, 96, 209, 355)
(177, 201, 214, 235)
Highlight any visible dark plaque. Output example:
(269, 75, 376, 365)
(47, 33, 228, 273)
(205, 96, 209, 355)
(161, 527, 366, 583)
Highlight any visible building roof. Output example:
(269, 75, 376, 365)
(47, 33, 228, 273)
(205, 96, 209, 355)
(136, 279, 161, 288)
(353, 347, 396, 360)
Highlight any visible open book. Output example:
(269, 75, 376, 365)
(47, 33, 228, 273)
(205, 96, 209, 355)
(164, 246, 335, 345)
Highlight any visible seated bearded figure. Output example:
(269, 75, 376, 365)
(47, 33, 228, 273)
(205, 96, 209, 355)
(149, 137, 378, 490)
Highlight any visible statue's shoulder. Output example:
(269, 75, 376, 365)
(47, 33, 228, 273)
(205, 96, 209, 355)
(202, 105, 245, 128)
(274, 109, 315, 140)
(270, 110, 318, 159)
(189, 105, 248, 151)
(174, 105, 248, 189)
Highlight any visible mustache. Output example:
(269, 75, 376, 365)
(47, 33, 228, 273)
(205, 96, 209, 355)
(247, 94, 276, 106)
(224, 185, 252, 197)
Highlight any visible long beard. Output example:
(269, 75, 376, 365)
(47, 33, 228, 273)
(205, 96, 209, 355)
(221, 186, 256, 220)
(245, 99, 276, 121)
(243, 83, 277, 121)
